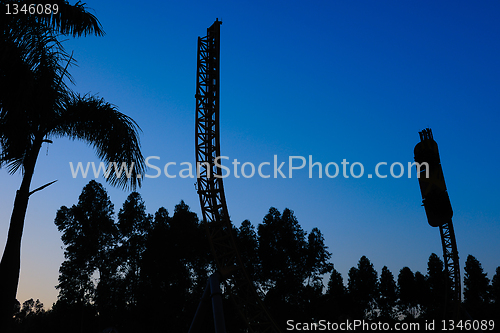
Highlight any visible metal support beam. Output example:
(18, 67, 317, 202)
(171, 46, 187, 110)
(194, 19, 281, 333)
(439, 220, 461, 319)
(188, 273, 227, 333)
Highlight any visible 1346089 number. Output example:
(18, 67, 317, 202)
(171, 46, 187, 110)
(441, 320, 495, 331)
(5, 3, 59, 15)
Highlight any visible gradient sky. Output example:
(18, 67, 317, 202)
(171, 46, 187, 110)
(1, 0, 499, 308)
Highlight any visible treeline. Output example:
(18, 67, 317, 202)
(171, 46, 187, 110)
(12, 181, 500, 332)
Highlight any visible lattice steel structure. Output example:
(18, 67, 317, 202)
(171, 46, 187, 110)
(414, 128, 461, 319)
(439, 220, 461, 314)
(194, 19, 281, 333)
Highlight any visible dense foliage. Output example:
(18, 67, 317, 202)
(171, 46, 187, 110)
(12, 181, 500, 332)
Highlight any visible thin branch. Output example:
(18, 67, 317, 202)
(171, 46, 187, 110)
(29, 180, 58, 197)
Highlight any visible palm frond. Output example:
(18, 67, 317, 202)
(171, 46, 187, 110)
(51, 93, 145, 190)
(1, 20, 74, 174)
(0, 108, 32, 174)
(0, 0, 105, 38)
(40, 0, 105, 37)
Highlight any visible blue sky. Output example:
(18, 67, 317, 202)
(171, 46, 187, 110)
(1, 0, 499, 307)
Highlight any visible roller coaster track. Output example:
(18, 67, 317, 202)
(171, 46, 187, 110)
(194, 20, 281, 333)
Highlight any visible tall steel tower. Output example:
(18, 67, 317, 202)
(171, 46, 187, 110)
(192, 19, 281, 333)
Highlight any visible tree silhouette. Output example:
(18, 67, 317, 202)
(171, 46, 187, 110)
(13, 298, 47, 332)
(256, 207, 333, 325)
(413, 271, 428, 316)
(258, 207, 307, 290)
(139, 206, 190, 331)
(325, 266, 347, 320)
(169, 200, 210, 296)
(397, 266, 417, 319)
(12, 177, 500, 329)
(236, 220, 260, 283)
(257, 207, 308, 323)
(301, 227, 333, 321)
(55, 181, 116, 305)
(15, 298, 44, 321)
(425, 253, 447, 318)
(347, 256, 378, 319)
(138, 201, 210, 332)
(305, 227, 333, 286)
(379, 266, 397, 320)
(0, 1, 145, 325)
(463, 255, 490, 318)
(491, 266, 500, 317)
(53, 180, 117, 332)
(116, 192, 151, 310)
(52, 184, 214, 333)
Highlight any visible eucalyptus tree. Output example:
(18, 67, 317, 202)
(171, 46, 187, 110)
(347, 256, 378, 319)
(54, 180, 117, 307)
(397, 266, 416, 319)
(258, 207, 308, 291)
(491, 267, 500, 317)
(379, 266, 397, 320)
(463, 255, 490, 318)
(425, 253, 447, 318)
(257, 208, 333, 323)
(236, 219, 259, 282)
(325, 266, 347, 320)
(0, 1, 145, 324)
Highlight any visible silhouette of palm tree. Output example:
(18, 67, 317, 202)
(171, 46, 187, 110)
(0, 1, 145, 326)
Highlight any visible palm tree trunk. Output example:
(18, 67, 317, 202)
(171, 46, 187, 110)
(0, 140, 41, 328)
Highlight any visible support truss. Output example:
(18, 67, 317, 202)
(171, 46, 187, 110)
(439, 220, 461, 318)
(195, 19, 281, 333)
